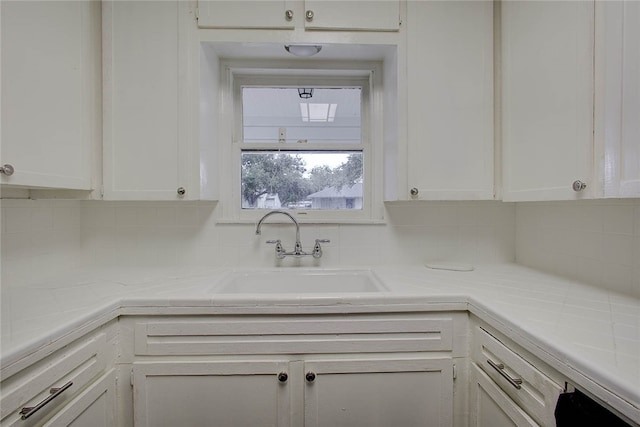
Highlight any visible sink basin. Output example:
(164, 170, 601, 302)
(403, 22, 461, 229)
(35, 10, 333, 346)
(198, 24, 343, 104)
(214, 269, 387, 294)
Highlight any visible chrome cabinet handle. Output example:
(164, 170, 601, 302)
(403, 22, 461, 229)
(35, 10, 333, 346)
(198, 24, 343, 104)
(0, 164, 14, 176)
(285, 9, 293, 21)
(305, 10, 314, 21)
(177, 187, 186, 197)
(305, 372, 316, 382)
(487, 359, 522, 389)
(20, 381, 73, 420)
(410, 187, 419, 197)
(277, 372, 288, 383)
(572, 180, 587, 192)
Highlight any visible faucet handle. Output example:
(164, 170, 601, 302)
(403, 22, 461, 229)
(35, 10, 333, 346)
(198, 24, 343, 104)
(312, 239, 330, 258)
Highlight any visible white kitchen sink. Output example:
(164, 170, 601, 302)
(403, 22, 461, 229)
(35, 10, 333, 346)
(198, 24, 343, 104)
(213, 269, 387, 294)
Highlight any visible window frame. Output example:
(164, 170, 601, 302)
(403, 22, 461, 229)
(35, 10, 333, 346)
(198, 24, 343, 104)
(218, 61, 384, 223)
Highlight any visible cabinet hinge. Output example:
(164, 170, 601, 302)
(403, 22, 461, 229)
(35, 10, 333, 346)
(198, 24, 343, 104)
(453, 364, 457, 380)
(130, 369, 134, 387)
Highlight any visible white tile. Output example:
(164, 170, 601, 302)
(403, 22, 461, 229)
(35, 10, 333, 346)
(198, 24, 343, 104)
(4, 208, 31, 233)
(602, 234, 634, 266)
(30, 207, 54, 231)
(603, 204, 634, 235)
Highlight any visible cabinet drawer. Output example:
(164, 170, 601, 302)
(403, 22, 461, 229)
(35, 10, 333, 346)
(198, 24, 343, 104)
(0, 333, 108, 426)
(134, 314, 454, 356)
(472, 327, 562, 427)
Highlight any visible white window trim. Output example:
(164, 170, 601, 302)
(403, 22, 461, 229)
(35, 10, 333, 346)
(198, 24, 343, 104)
(217, 60, 385, 224)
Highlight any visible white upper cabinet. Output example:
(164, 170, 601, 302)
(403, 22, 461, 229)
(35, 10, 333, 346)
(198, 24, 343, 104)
(598, 1, 640, 198)
(405, 0, 494, 200)
(197, 1, 295, 29)
(103, 1, 209, 201)
(197, 0, 400, 31)
(502, 1, 595, 201)
(303, 1, 399, 31)
(0, 1, 101, 190)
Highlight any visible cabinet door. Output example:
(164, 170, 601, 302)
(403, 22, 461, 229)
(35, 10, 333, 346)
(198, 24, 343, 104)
(304, 358, 453, 427)
(502, 1, 594, 201)
(42, 370, 116, 427)
(102, 1, 191, 200)
(304, 1, 399, 31)
(0, 1, 100, 190)
(197, 0, 294, 29)
(132, 361, 291, 427)
(406, 1, 494, 200)
(470, 364, 539, 427)
(600, 1, 640, 197)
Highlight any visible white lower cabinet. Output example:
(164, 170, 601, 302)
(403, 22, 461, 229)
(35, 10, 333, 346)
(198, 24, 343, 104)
(126, 313, 462, 426)
(0, 323, 117, 427)
(132, 360, 290, 427)
(470, 363, 539, 427)
(304, 358, 452, 427)
(469, 320, 565, 427)
(132, 357, 452, 427)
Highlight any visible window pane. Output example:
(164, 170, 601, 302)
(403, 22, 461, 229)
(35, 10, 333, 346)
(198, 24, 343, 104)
(242, 88, 361, 144)
(241, 151, 363, 210)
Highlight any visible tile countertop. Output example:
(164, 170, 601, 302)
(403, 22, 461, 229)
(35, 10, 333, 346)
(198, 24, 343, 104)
(1, 263, 638, 424)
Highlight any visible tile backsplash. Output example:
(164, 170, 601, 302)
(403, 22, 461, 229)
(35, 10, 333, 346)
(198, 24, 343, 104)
(516, 199, 640, 298)
(3, 198, 639, 298)
(1, 199, 515, 286)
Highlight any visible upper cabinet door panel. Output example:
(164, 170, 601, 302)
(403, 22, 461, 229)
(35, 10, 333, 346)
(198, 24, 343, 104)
(197, 1, 294, 29)
(304, 0, 399, 31)
(601, 1, 640, 197)
(103, 1, 189, 200)
(1, 1, 99, 190)
(406, 0, 494, 200)
(502, 1, 595, 201)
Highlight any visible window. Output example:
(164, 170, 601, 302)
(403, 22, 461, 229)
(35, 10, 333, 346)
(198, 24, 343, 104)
(220, 65, 383, 222)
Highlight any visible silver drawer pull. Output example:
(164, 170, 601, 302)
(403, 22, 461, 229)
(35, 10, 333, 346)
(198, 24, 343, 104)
(20, 381, 73, 420)
(487, 359, 522, 389)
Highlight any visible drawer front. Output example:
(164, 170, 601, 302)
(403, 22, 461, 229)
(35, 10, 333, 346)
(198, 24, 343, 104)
(0, 333, 108, 426)
(134, 314, 454, 356)
(472, 327, 562, 427)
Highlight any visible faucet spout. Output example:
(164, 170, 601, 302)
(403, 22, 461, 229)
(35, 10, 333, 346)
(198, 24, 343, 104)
(255, 210, 301, 251)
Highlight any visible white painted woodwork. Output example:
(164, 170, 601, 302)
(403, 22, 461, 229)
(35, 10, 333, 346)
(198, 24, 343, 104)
(102, 1, 191, 200)
(502, 1, 595, 201)
(405, 1, 494, 200)
(304, 358, 453, 427)
(469, 364, 540, 427)
(0, 334, 108, 426)
(0, 1, 100, 190)
(132, 361, 291, 427)
(304, 1, 400, 31)
(472, 327, 563, 427)
(197, 1, 294, 29)
(42, 370, 117, 427)
(133, 314, 454, 355)
(197, 1, 399, 31)
(599, 1, 640, 198)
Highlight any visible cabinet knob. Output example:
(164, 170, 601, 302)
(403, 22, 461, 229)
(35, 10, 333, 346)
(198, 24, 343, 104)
(0, 164, 15, 176)
(410, 187, 419, 197)
(277, 372, 288, 383)
(305, 10, 314, 22)
(285, 9, 293, 21)
(305, 372, 316, 382)
(572, 180, 587, 192)
(177, 187, 186, 197)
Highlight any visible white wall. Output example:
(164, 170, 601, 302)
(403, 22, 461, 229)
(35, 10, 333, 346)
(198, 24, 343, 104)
(1, 199, 515, 286)
(516, 199, 640, 297)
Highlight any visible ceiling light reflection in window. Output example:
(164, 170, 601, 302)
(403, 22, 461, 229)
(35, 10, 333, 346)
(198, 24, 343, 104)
(300, 103, 338, 122)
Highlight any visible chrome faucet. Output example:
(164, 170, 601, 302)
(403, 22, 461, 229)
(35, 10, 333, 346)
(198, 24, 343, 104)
(255, 210, 329, 259)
